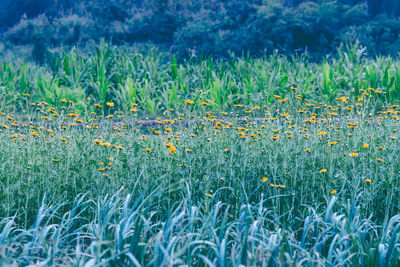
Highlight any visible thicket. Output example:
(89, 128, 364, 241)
(2, 0, 400, 61)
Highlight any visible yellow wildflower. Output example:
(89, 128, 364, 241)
(169, 144, 176, 154)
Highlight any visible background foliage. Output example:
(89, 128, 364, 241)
(2, 0, 400, 61)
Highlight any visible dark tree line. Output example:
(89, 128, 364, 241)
(1, 0, 400, 60)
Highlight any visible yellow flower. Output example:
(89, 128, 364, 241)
(146, 147, 152, 152)
(364, 179, 372, 183)
(169, 144, 176, 154)
(270, 135, 279, 140)
(305, 148, 311, 152)
(184, 99, 194, 105)
(320, 169, 327, 173)
(201, 102, 210, 106)
(186, 148, 192, 152)
(60, 137, 67, 141)
(223, 148, 229, 152)
(318, 131, 327, 136)
(61, 98, 67, 103)
(253, 106, 260, 110)
(331, 189, 337, 194)
(52, 158, 60, 162)
(106, 102, 114, 107)
(362, 144, 369, 148)
(336, 96, 347, 103)
(94, 103, 102, 108)
(349, 152, 358, 157)
(376, 158, 384, 162)
(205, 193, 213, 198)
(261, 177, 268, 182)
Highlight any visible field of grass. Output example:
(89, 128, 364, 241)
(1, 43, 400, 265)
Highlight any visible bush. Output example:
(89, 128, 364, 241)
(5, 14, 94, 46)
(3, 0, 400, 60)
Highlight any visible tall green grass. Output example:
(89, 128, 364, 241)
(1, 192, 399, 266)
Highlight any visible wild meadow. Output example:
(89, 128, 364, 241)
(1, 43, 400, 265)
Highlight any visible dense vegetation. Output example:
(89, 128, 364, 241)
(0, 44, 400, 265)
(1, 42, 400, 114)
(2, 0, 400, 60)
